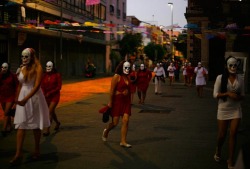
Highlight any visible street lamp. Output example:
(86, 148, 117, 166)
(168, 2, 174, 60)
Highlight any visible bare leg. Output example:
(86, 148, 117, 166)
(2, 102, 13, 132)
(215, 120, 229, 157)
(15, 129, 26, 158)
(228, 118, 241, 166)
(33, 129, 41, 157)
(120, 114, 129, 144)
(137, 91, 142, 103)
(103, 116, 119, 138)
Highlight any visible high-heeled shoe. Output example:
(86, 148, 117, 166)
(9, 156, 23, 165)
(102, 129, 107, 142)
(54, 122, 61, 131)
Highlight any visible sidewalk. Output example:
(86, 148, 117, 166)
(0, 78, 249, 169)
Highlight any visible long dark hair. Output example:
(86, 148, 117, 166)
(221, 56, 237, 101)
(115, 60, 131, 75)
(45, 60, 57, 73)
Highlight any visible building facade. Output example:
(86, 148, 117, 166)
(185, 0, 250, 89)
(0, 0, 127, 77)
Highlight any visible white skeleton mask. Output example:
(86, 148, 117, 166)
(227, 57, 238, 74)
(132, 64, 136, 71)
(198, 62, 201, 68)
(140, 64, 145, 70)
(46, 61, 53, 72)
(123, 61, 130, 75)
(21, 48, 31, 65)
(1, 63, 8, 73)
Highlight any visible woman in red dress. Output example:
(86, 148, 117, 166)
(0, 62, 18, 136)
(186, 62, 195, 87)
(136, 64, 152, 104)
(41, 61, 62, 136)
(102, 60, 132, 148)
(129, 64, 137, 104)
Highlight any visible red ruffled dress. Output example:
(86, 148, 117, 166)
(111, 75, 131, 117)
(0, 73, 18, 103)
(136, 69, 152, 92)
(41, 72, 62, 104)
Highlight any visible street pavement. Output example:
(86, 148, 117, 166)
(0, 77, 249, 169)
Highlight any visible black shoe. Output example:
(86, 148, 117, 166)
(54, 122, 61, 131)
(43, 132, 50, 137)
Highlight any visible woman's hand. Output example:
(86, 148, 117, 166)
(107, 102, 112, 108)
(16, 99, 28, 106)
(227, 92, 241, 100)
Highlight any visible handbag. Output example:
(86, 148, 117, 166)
(99, 105, 111, 123)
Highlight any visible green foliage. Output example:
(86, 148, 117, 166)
(174, 33, 187, 59)
(144, 42, 166, 62)
(118, 33, 143, 58)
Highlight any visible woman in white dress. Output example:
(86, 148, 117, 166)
(213, 56, 245, 169)
(167, 62, 176, 86)
(194, 62, 208, 97)
(10, 48, 50, 164)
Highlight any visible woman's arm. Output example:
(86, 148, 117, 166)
(17, 65, 43, 106)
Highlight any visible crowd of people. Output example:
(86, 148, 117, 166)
(0, 48, 62, 164)
(1, 53, 245, 168)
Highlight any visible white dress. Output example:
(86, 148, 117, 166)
(213, 74, 245, 120)
(14, 71, 50, 130)
(194, 67, 207, 86)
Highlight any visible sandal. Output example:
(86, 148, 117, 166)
(9, 156, 23, 165)
(214, 154, 221, 162)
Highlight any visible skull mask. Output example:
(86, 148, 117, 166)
(227, 57, 238, 74)
(123, 61, 130, 75)
(21, 48, 31, 65)
(140, 64, 145, 70)
(1, 63, 8, 73)
(46, 61, 53, 72)
(132, 64, 136, 71)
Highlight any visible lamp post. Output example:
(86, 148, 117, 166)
(168, 2, 173, 60)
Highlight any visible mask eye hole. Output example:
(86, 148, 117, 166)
(125, 67, 130, 70)
(22, 55, 29, 59)
(229, 64, 237, 68)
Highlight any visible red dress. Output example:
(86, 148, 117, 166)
(129, 71, 137, 93)
(0, 73, 18, 102)
(136, 69, 152, 92)
(41, 72, 62, 103)
(111, 75, 131, 117)
(186, 66, 195, 78)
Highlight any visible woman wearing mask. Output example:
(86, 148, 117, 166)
(213, 56, 245, 169)
(153, 63, 166, 94)
(0, 62, 18, 136)
(41, 61, 62, 136)
(102, 60, 132, 147)
(194, 62, 208, 97)
(136, 64, 152, 104)
(10, 48, 50, 164)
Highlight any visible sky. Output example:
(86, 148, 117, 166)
(127, 0, 188, 29)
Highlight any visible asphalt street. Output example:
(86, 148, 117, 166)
(0, 77, 249, 169)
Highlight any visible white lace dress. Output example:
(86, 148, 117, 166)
(14, 71, 50, 130)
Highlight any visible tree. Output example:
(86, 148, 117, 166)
(144, 42, 166, 62)
(118, 33, 142, 59)
(174, 33, 187, 59)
